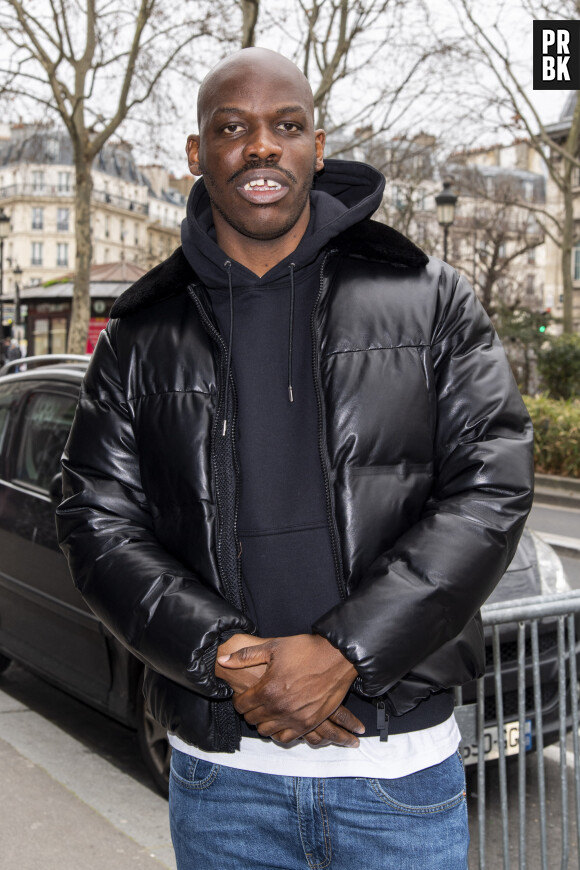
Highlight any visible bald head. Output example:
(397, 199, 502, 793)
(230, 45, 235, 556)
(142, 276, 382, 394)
(185, 46, 325, 269)
(197, 48, 314, 132)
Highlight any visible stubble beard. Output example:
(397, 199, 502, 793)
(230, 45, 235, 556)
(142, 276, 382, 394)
(200, 158, 317, 242)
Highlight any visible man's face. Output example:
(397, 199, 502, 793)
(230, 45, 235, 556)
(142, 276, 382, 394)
(187, 57, 325, 243)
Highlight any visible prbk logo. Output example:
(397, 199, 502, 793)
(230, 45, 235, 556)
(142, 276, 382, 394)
(533, 21, 580, 89)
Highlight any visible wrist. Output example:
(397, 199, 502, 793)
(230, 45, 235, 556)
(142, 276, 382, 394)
(313, 633, 358, 683)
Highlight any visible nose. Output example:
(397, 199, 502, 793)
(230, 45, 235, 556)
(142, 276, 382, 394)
(242, 124, 282, 163)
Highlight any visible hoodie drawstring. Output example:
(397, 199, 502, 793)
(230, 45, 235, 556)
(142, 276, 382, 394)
(288, 263, 296, 404)
(221, 259, 296, 432)
(223, 260, 233, 436)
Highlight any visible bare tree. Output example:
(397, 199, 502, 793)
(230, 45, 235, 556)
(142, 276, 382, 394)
(0, 0, 218, 352)
(371, 133, 441, 246)
(446, 0, 580, 333)
(449, 164, 544, 315)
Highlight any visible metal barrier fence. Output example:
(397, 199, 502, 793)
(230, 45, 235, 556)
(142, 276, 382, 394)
(455, 591, 580, 870)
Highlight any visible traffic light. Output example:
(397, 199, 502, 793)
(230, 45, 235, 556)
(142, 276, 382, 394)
(538, 309, 550, 334)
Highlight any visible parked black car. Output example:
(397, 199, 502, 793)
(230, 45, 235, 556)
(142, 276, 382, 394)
(0, 355, 169, 794)
(0, 355, 574, 788)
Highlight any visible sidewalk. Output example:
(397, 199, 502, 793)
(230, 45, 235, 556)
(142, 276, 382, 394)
(0, 689, 176, 870)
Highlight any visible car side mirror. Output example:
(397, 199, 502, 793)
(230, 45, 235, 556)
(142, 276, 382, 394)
(49, 472, 63, 508)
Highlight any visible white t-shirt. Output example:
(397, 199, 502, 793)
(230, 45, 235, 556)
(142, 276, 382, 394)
(169, 714, 461, 779)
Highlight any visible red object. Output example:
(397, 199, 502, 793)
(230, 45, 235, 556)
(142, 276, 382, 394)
(86, 318, 109, 353)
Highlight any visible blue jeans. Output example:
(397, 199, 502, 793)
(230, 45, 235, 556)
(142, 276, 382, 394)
(169, 748, 469, 869)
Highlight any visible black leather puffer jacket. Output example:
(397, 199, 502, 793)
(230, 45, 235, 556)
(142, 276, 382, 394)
(57, 219, 534, 752)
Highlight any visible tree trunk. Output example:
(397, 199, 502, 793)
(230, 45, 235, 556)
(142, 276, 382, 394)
(561, 158, 574, 335)
(67, 157, 93, 354)
(240, 0, 259, 48)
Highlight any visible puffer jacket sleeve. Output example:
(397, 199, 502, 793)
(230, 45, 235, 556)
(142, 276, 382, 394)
(313, 267, 534, 697)
(56, 325, 255, 700)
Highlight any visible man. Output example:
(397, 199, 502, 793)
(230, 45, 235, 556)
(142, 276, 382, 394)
(57, 48, 533, 869)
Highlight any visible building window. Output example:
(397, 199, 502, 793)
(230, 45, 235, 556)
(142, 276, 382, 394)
(522, 180, 534, 201)
(31, 207, 44, 230)
(58, 171, 71, 193)
(134, 222, 139, 246)
(120, 219, 125, 242)
(31, 242, 43, 266)
(526, 274, 535, 296)
(104, 215, 110, 238)
(574, 245, 580, 281)
(56, 242, 69, 267)
(527, 247, 536, 265)
(392, 186, 404, 210)
(32, 171, 44, 193)
(57, 207, 70, 232)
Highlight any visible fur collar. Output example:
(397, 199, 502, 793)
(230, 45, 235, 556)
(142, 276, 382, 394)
(110, 219, 429, 319)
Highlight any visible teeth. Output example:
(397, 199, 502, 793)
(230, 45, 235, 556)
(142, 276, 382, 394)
(243, 178, 282, 190)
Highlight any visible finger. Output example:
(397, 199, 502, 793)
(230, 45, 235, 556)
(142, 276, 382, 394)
(268, 728, 302, 745)
(217, 641, 274, 669)
(307, 718, 360, 748)
(302, 730, 331, 747)
(328, 704, 365, 735)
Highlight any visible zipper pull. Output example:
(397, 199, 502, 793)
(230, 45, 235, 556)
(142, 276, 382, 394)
(377, 700, 389, 742)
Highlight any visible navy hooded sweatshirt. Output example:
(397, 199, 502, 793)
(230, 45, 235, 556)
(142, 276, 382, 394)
(181, 159, 454, 737)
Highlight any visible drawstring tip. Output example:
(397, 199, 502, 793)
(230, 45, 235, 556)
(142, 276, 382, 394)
(288, 385, 294, 403)
(222, 419, 227, 436)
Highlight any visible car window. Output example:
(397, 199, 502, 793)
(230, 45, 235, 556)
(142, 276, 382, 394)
(0, 383, 18, 456)
(14, 392, 77, 492)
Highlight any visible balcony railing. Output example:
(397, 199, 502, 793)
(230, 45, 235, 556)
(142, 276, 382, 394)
(0, 183, 149, 216)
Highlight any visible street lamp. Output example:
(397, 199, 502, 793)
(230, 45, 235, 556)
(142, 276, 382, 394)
(13, 264, 22, 330)
(0, 207, 10, 338)
(435, 180, 458, 262)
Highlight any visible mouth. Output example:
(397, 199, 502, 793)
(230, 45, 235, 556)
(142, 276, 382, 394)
(235, 171, 290, 205)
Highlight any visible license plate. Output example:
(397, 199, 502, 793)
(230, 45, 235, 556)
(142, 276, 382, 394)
(461, 719, 532, 766)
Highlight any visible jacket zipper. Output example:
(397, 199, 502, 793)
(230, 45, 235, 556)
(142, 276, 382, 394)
(188, 284, 245, 751)
(310, 251, 347, 602)
(187, 284, 245, 613)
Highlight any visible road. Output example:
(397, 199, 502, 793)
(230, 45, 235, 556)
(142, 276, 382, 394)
(529, 501, 580, 589)
(529, 502, 580, 542)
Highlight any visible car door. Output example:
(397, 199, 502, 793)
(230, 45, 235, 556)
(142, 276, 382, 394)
(0, 379, 113, 703)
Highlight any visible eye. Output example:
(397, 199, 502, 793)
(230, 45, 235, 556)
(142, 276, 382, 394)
(277, 122, 301, 133)
(222, 123, 244, 135)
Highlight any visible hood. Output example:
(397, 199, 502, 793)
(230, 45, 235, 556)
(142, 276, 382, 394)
(180, 158, 386, 290)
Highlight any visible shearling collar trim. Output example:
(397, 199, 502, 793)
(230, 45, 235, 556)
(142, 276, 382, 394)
(110, 219, 428, 319)
(331, 219, 429, 269)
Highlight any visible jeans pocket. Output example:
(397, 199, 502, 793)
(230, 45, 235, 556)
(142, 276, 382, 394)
(170, 749, 220, 791)
(366, 751, 467, 815)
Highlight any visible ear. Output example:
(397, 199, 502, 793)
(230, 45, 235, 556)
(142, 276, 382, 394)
(314, 129, 325, 172)
(186, 134, 202, 176)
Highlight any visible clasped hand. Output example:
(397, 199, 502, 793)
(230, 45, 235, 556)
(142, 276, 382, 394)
(215, 633, 363, 747)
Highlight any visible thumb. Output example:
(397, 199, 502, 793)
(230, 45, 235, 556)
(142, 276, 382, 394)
(217, 641, 273, 669)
